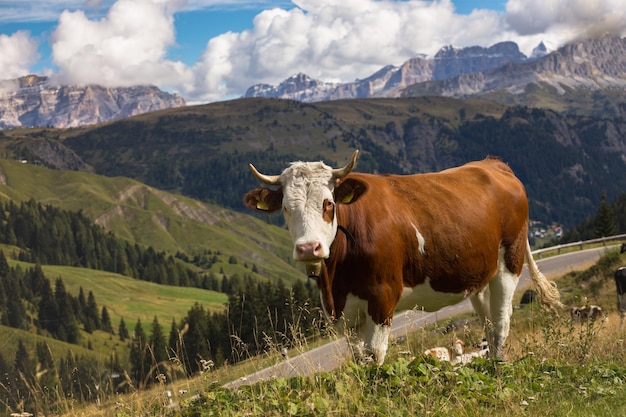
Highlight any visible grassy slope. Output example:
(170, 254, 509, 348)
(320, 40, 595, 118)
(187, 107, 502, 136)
(3, 258, 229, 370)
(0, 159, 301, 284)
(66, 248, 626, 416)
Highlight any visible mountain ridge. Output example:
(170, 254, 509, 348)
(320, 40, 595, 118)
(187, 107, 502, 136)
(244, 35, 626, 117)
(0, 74, 185, 129)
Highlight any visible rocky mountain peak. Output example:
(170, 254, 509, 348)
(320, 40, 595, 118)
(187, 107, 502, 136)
(0, 76, 185, 129)
(245, 40, 529, 102)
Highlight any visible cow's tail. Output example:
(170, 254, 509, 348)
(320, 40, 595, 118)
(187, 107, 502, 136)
(525, 240, 564, 313)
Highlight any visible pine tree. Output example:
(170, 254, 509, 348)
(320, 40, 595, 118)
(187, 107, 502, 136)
(55, 279, 80, 343)
(101, 306, 113, 334)
(118, 317, 130, 341)
(129, 319, 149, 387)
(4, 272, 27, 329)
(85, 291, 101, 331)
(14, 339, 33, 378)
(0, 250, 9, 277)
(168, 319, 179, 359)
(38, 278, 59, 336)
(148, 316, 168, 385)
(595, 193, 619, 237)
(181, 303, 209, 375)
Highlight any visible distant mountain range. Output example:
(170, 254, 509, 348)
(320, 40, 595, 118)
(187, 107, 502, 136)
(0, 75, 185, 129)
(244, 35, 626, 117)
(0, 36, 623, 130)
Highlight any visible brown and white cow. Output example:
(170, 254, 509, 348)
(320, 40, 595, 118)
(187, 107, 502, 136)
(244, 150, 562, 364)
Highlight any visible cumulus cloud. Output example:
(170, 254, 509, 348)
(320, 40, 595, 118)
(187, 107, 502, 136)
(50, 0, 193, 89)
(506, 0, 626, 37)
(0, 31, 39, 81)
(188, 0, 514, 101)
(4, 0, 625, 102)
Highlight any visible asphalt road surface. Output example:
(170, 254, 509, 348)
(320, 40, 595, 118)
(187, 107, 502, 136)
(223, 246, 614, 389)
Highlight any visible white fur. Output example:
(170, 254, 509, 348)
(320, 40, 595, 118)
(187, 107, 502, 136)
(280, 162, 338, 260)
(470, 247, 519, 358)
(410, 222, 426, 255)
(341, 294, 391, 365)
(365, 316, 391, 365)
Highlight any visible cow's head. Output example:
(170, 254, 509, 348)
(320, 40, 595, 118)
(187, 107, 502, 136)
(244, 150, 366, 272)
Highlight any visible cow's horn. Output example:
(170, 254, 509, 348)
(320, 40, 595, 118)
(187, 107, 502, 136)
(331, 150, 359, 179)
(249, 164, 281, 185)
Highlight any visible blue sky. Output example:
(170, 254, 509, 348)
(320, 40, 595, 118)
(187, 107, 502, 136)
(0, 0, 623, 103)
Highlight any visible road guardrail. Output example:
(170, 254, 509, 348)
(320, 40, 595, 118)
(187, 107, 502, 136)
(532, 233, 626, 258)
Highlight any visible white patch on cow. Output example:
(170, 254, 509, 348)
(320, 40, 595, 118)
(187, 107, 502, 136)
(410, 222, 426, 255)
(396, 277, 468, 312)
(364, 315, 391, 365)
(340, 294, 391, 365)
(281, 162, 338, 260)
(482, 247, 520, 357)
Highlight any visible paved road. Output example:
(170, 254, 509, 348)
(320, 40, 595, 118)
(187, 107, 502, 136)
(223, 246, 613, 389)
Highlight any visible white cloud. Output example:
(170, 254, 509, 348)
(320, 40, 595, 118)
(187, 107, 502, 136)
(506, 0, 626, 38)
(3, 0, 626, 103)
(188, 0, 514, 101)
(0, 31, 39, 81)
(50, 0, 193, 89)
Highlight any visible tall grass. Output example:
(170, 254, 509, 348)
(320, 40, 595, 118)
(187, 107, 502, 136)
(5, 249, 626, 416)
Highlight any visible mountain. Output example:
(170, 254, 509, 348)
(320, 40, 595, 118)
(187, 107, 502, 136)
(2, 96, 625, 228)
(0, 74, 185, 129)
(402, 35, 626, 109)
(244, 41, 529, 101)
(244, 36, 626, 118)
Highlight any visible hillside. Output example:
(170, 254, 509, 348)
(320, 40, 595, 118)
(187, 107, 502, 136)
(2, 96, 625, 227)
(0, 159, 300, 284)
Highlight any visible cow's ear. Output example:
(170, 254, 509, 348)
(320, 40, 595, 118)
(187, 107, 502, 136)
(243, 188, 283, 213)
(334, 178, 367, 205)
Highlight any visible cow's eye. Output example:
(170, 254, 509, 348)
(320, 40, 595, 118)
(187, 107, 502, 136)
(322, 199, 335, 223)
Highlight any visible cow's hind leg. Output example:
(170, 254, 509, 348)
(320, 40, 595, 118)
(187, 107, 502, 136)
(486, 248, 520, 358)
(469, 286, 493, 349)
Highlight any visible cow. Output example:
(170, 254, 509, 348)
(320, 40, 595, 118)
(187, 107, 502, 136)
(570, 305, 604, 322)
(244, 150, 563, 364)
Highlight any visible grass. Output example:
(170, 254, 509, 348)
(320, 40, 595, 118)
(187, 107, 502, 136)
(0, 158, 301, 284)
(28, 247, 621, 417)
(8, 259, 228, 336)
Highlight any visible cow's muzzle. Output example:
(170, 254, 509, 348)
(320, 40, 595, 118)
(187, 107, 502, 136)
(295, 241, 324, 261)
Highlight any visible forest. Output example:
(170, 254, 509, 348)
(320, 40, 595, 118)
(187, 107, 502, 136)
(0, 201, 322, 411)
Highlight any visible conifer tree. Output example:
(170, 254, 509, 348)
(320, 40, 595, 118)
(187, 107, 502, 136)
(118, 317, 130, 341)
(168, 319, 179, 358)
(148, 316, 168, 384)
(129, 319, 149, 387)
(38, 278, 59, 336)
(55, 279, 80, 343)
(85, 291, 101, 331)
(595, 192, 619, 237)
(101, 306, 113, 334)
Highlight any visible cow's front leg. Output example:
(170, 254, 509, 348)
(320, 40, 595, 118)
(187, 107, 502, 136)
(362, 313, 392, 365)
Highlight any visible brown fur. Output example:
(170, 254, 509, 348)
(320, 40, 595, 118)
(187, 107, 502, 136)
(318, 158, 532, 324)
